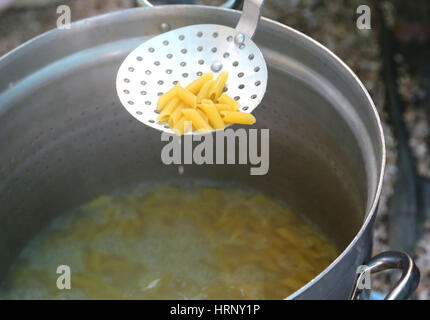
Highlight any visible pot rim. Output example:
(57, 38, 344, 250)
(0, 5, 386, 299)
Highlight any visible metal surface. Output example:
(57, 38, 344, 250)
(0, 5, 416, 299)
(351, 251, 420, 300)
(117, 1, 267, 134)
(235, 0, 264, 38)
(116, 24, 267, 134)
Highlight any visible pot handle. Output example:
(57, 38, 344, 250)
(351, 251, 420, 300)
(137, 0, 239, 9)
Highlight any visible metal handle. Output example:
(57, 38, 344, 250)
(137, 0, 238, 8)
(351, 251, 420, 300)
(235, 0, 264, 39)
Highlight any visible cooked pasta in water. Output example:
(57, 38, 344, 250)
(157, 72, 256, 135)
(0, 184, 338, 299)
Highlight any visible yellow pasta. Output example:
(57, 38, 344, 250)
(216, 104, 235, 112)
(221, 111, 256, 125)
(158, 97, 180, 122)
(168, 102, 185, 128)
(176, 86, 197, 108)
(157, 84, 180, 111)
(186, 73, 213, 94)
(218, 93, 240, 110)
(172, 116, 186, 135)
(197, 79, 214, 102)
(182, 108, 212, 132)
(199, 101, 225, 130)
(156, 72, 256, 135)
(197, 109, 209, 123)
(209, 71, 228, 101)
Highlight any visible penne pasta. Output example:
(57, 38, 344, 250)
(217, 93, 240, 110)
(220, 111, 256, 125)
(197, 79, 214, 102)
(186, 73, 213, 94)
(209, 72, 228, 101)
(216, 104, 234, 112)
(155, 72, 256, 135)
(182, 108, 213, 132)
(199, 101, 225, 130)
(168, 102, 185, 128)
(172, 116, 192, 136)
(197, 109, 209, 123)
(158, 97, 180, 122)
(157, 84, 180, 111)
(176, 86, 197, 108)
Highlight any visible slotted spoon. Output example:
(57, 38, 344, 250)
(116, 0, 267, 134)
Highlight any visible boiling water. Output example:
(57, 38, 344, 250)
(0, 184, 338, 299)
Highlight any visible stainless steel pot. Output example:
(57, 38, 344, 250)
(0, 4, 420, 299)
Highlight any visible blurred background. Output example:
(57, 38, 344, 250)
(0, 0, 429, 299)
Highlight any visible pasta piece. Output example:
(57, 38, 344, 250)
(186, 73, 214, 94)
(172, 116, 192, 136)
(158, 97, 180, 122)
(176, 86, 197, 108)
(182, 108, 213, 132)
(220, 111, 256, 125)
(156, 72, 256, 135)
(157, 84, 180, 111)
(216, 104, 235, 112)
(199, 101, 225, 130)
(209, 71, 228, 101)
(168, 102, 185, 128)
(218, 93, 240, 110)
(197, 79, 214, 102)
(197, 109, 209, 123)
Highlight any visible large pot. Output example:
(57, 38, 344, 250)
(0, 4, 420, 299)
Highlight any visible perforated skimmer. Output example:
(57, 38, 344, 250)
(116, 0, 267, 134)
